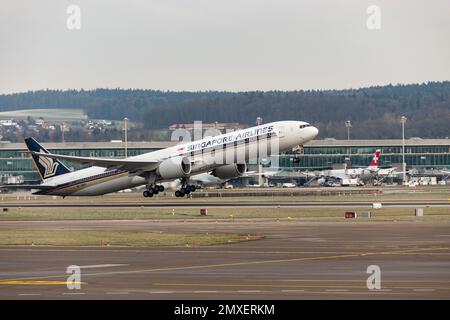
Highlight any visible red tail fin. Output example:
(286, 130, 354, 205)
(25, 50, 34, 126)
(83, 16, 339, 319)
(369, 149, 381, 167)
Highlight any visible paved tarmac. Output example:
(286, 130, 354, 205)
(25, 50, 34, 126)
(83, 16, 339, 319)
(1, 219, 449, 299)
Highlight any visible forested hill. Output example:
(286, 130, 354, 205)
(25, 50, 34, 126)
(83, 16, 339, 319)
(0, 82, 449, 139)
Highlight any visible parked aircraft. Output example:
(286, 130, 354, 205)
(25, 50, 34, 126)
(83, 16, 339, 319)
(305, 149, 396, 186)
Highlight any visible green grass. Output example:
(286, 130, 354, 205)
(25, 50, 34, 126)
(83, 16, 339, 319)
(0, 230, 255, 247)
(3, 189, 450, 204)
(0, 108, 86, 120)
(1, 206, 449, 222)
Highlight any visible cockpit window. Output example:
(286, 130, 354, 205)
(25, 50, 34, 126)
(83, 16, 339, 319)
(299, 124, 311, 129)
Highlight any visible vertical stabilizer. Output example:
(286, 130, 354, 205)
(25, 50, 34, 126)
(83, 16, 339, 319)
(24, 137, 71, 180)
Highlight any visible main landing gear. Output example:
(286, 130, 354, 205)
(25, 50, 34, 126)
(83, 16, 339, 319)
(175, 184, 197, 197)
(142, 185, 165, 197)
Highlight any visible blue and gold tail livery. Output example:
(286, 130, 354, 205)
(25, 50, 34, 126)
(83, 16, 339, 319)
(24, 137, 71, 180)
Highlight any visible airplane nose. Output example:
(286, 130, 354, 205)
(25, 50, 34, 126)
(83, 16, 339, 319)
(309, 126, 319, 139)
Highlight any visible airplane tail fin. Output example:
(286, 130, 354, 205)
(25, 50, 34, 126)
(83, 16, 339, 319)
(24, 137, 71, 180)
(369, 149, 381, 168)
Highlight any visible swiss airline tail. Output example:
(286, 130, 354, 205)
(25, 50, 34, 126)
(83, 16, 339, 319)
(369, 149, 381, 168)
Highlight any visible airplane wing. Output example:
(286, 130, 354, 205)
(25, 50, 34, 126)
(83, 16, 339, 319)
(329, 172, 349, 180)
(244, 169, 284, 177)
(31, 152, 160, 172)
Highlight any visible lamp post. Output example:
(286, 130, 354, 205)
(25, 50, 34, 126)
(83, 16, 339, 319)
(401, 115, 407, 185)
(345, 120, 352, 140)
(61, 122, 65, 143)
(123, 117, 128, 158)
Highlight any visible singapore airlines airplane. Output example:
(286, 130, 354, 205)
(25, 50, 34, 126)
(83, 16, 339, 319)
(4, 121, 318, 198)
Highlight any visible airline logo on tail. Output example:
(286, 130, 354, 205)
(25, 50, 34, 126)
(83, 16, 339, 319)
(369, 149, 381, 168)
(38, 148, 60, 178)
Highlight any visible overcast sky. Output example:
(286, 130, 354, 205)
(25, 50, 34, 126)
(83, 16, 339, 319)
(0, 0, 449, 93)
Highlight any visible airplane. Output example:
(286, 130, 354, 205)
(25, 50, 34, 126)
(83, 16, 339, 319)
(305, 149, 396, 186)
(1, 121, 318, 198)
(158, 172, 237, 191)
(161, 168, 282, 190)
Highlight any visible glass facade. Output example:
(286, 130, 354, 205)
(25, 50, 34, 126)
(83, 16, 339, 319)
(277, 145, 450, 171)
(1, 141, 449, 181)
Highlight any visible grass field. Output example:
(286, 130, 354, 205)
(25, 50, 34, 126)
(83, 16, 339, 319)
(2, 188, 450, 204)
(0, 230, 254, 247)
(0, 108, 87, 120)
(1, 206, 449, 222)
(1, 187, 448, 248)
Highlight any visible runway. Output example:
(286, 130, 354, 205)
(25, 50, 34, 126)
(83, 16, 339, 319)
(1, 200, 450, 208)
(1, 219, 450, 299)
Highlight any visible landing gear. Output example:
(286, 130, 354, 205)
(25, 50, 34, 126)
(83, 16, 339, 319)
(142, 184, 165, 198)
(175, 190, 184, 197)
(143, 189, 153, 197)
(175, 184, 197, 197)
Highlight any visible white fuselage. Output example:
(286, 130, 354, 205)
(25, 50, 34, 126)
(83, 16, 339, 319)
(38, 121, 318, 196)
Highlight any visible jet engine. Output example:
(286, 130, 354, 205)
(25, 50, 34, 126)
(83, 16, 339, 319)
(156, 156, 191, 179)
(212, 164, 247, 180)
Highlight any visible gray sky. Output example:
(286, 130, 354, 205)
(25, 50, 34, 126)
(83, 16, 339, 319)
(0, 0, 449, 93)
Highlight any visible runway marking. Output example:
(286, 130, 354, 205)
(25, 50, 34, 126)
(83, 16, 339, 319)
(325, 289, 349, 292)
(0, 280, 84, 286)
(105, 292, 129, 295)
(62, 292, 85, 295)
(153, 282, 373, 290)
(151, 282, 448, 292)
(238, 290, 262, 293)
(148, 291, 174, 294)
(279, 279, 450, 283)
(80, 264, 128, 269)
(194, 290, 218, 293)
(18, 293, 41, 296)
(153, 282, 365, 289)
(413, 289, 435, 292)
(0, 247, 401, 255)
(374, 289, 392, 292)
(281, 289, 305, 293)
(1, 246, 448, 285)
(303, 290, 405, 295)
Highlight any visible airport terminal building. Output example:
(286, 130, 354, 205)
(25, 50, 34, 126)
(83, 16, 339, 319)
(280, 139, 450, 171)
(1, 139, 450, 181)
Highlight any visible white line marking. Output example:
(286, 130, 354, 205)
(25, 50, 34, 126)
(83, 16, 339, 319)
(79, 264, 128, 269)
(18, 293, 41, 296)
(105, 292, 129, 295)
(238, 290, 262, 293)
(370, 289, 392, 292)
(413, 289, 435, 292)
(194, 290, 218, 293)
(325, 289, 349, 292)
(62, 292, 85, 295)
(148, 291, 174, 294)
(281, 279, 363, 282)
(281, 289, 305, 292)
